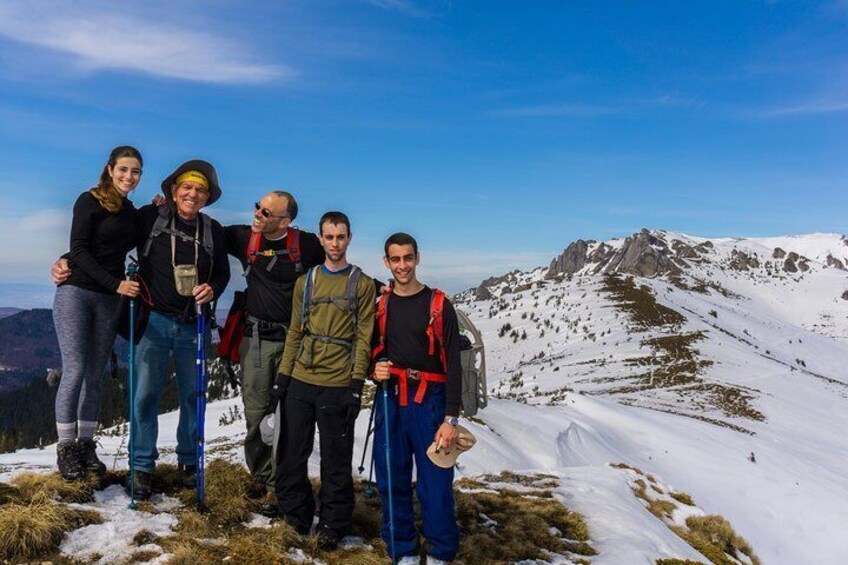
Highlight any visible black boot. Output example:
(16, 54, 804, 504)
(57, 439, 84, 481)
(316, 523, 341, 551)
(77, 438, 107, 476)
(125, 470, 153, 500)
(178, 463, 197, 488)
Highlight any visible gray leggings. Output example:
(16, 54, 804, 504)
(53, 285, 119, 440)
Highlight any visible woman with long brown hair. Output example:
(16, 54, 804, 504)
(53, 145, 143, 480)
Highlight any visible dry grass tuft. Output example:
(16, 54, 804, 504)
(670, 491, 695, 506)
(132, 528, 159, 546)
(128, 548, 164, 563)
(656, 560, 707, 565)
(676, 515, 761, 565)
(0, 499, 101, 560)
(454, 478, 595, 563)
(203, 458, 256, 526)
(10, 472, 96, 503)
(0, 481, 20, 505)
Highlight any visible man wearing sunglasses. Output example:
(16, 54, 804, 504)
(224, 191, 325, 503)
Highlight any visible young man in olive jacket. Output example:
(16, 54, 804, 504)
(273, 211, 375, 550)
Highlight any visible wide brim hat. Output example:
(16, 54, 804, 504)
(426, 425, 476, 469)
(259, 412, 276, 446)
(161, 159, 222, 206)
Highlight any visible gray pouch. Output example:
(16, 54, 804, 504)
(173, 264, 198, 296)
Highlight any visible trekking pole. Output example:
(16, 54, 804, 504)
(365, 447, 376, 498)
(195, 302, 208, 511)
(357, 398, 376, 474)
(379, 362, 396, 565)
(358, 399, 376, 497)
(126, 261, 138, 510)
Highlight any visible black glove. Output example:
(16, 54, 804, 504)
(271, 374, 291, 405)
(344, 379, 365, 424)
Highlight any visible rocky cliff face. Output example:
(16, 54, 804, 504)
(547, 229, 689, 279)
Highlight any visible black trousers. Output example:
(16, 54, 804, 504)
(275, 378, 355, 535)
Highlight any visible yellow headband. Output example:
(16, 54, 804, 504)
(175, 170, 209, 191)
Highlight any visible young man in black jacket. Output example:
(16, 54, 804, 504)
(371, 232, 461, 564)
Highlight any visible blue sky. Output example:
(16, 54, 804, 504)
(0, 0, 845, 306)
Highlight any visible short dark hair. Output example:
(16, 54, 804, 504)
(384, 232, 418, 257)
(272, 190, 298, 220)
(319, 211, 351, 236)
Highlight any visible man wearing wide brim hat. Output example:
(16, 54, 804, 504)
(125, 158, 231, 499)
(160, 159, 222, 206)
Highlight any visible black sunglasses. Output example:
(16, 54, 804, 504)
(255, 202, 288, 219)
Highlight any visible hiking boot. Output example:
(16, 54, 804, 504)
(125, 470, 153, 500)
(257, 491, 279, 517)
(315, 524, 340, 551)
(178, 463, 197, 488)
(282, 515, 312, 536)
(57, 439, 84, 481)
(246, 478, 267, 500)
(77, 438, 107, 476)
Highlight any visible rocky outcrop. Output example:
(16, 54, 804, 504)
(826, 254, 846, 270)
(772, 247, 786, 259)
(546, 240, 591, 278)
(784, 252, 799, 273)
(473, 284, 492, 301)
(602, 229, 680, 278)
(546, 229, 690, 279)
(729, 249, 760, 271)
(842, 290, 848, 301)
(672, 240, 699, 259)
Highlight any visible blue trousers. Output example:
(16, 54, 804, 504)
(373, 382, 460, 562)
(131, 310, 208, 473)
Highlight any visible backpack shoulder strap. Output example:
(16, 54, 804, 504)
(199, 213, 214, 258)
(300, 267, 317, 331)
(345, 266, 362, 367)
(371, 286, 391, 361)
(142, 206, 172, 257)
(287, 227, 303, 273)
(346, 266, 362, 313)
(428, 288, 447, 370)
(246, 232, 262, 265)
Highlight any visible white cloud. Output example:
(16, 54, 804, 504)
(365, 0, 442, 18)
(0, 209, 70, 282)
(0, 2, 290, 84)
(760, 100, 848, 117)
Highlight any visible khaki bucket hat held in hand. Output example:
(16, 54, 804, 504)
(426, 425, 476, 469)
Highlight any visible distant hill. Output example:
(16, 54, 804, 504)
(0, 309, 60, 372)
(0, 307, 22, 320)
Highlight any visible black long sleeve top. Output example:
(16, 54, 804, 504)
(380, 286, 462, 417)
(62, 191, 137, 294)
(225, 225, 325, 324)
(136, 204, 230, 315)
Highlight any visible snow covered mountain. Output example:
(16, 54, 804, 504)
(453, 229, 848, 563)
(1, 230, 846, 564)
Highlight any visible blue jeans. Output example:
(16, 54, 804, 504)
(373, 382, 460, 562)
(131, 310, 209, 473)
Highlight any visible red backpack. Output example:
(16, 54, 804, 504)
(371, 287, 447, 406)
(245, 227, 303, 276)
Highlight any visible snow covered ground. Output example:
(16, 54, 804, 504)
(2, 230, 847, 564)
